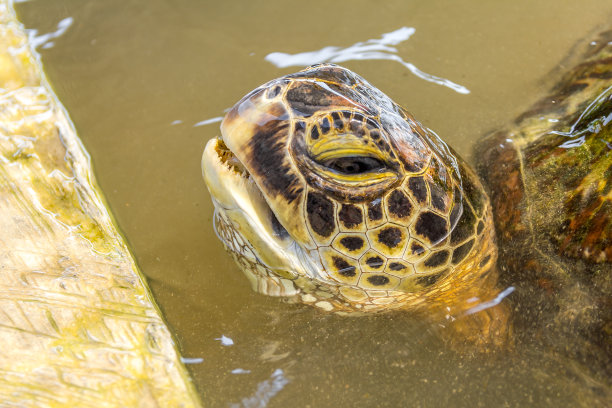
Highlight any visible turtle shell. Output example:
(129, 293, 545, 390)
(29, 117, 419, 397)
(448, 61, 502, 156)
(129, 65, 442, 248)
(476, 29, 612, 379)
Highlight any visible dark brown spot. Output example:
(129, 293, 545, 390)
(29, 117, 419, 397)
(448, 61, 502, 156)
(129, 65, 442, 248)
(370, 130, 380, 140)
(452, 239, 474, 264)
(411, 242, 425, 255)
(479, 254, 492, 268)
(339, 204, 363, 228)
(270, 211, 288, 239)
(341, 111, 352, 119)
(424, 250, 449, 267)
(333, 256, 356, 277)
(293, 121, 305, 134)
(415, 212, 448, 243)
(267, 85, 281, 98)
(310, 125, 320, 140)
(562, 82, 589, 94)
(321, 117, 331, 134)
(350, 124, 366, 138)
(416, 271, 445, 287)
(429, 182, 447, 212)
(403, 161, 422, 173)
(339, 236, 364, 251)
(306, 192, 335, 237)
(352, 112, 365, 123)
(367, 275, 390, 286)
(366, 256, 384, 269)
(378, 227, 403, 248)
(387, 190, 413, 219)
(248, 118, 302, 203)
(365, 117, 379, 129)
(450, 204, 476, 245)
(389, 262, 406, 271)
(408, 177, 428, 203)
(477, 220, 485, 235)
(367, 199, 383, 221)
(286, 83, 329, 117)
(331, 112, 343, 129)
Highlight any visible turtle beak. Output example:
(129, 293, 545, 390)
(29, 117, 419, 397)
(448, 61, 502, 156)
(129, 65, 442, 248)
(202, 137, 296, 270)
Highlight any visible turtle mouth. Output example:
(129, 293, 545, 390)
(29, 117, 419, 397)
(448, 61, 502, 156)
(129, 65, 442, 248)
(203, 136, 291, 242)
(214, 137, 251, 179)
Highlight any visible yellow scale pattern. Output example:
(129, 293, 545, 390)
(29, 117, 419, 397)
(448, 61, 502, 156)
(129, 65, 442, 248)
(296, 113, 486, 301)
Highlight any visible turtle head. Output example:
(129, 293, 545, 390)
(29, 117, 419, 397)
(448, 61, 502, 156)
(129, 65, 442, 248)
(203, 64, 494, 311)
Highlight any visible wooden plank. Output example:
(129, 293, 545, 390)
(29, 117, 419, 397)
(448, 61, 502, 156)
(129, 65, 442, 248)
(0, 1, 202, 406)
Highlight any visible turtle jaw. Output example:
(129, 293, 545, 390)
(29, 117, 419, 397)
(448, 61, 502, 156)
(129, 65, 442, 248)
(202, 136, 253, 210)
(202, 136, 306, 289)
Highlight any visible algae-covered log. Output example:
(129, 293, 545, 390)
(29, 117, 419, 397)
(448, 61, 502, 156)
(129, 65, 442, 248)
(0, 1, 202, 406)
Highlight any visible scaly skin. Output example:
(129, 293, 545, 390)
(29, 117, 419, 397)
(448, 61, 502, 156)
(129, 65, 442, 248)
(203, 64, 511, 348)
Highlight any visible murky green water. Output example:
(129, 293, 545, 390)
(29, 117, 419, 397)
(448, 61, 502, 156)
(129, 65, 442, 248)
(16, 0, 611, 406)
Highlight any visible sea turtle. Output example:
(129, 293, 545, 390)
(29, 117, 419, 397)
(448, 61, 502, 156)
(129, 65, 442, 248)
(202, 32, 610, 352)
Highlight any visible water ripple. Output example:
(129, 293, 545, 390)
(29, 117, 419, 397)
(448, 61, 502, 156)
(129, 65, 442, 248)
(28, 16, 73, 50)
(231, 369, 289, 408)
(265, 27, 470, 95)
(464, 286, 515, 316)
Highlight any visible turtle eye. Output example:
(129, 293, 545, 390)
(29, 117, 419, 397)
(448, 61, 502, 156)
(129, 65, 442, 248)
(322, 156, 385, 175)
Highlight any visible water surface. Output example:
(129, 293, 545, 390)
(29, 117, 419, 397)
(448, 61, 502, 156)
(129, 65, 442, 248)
(16, 0, 612, 406)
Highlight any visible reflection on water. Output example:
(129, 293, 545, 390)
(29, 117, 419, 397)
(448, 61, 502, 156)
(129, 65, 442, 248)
(266, 27, 470, 95)
(181, 357, 205, 364)
(464, 285, 515, 316)
(27, 16, 72, 49)
(216, 334, 236, 346)
(14, 0, 612, 406)
(194, 116, 223, 127)
(231, 369, 289, 408)
(232, 368, 252, 374)
(552, 85, 612, 149)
